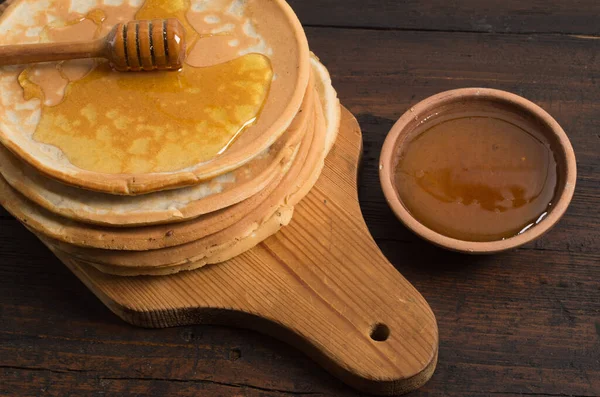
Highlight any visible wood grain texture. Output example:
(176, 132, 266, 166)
(45, 109, 438, 396)
(288, 0, 600, 35)
(1, 0, 599, 396)
(0, 17, 185, 70)
(0, 38, 105, 67)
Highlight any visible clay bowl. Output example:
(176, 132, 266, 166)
(379, 88, 577, 254)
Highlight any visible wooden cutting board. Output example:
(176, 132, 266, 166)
(52, 108, 438, 396)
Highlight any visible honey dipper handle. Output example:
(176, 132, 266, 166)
(0, 39, 106, 66)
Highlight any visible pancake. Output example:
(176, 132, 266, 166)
(0, 57, 338, 252)
(41, 94, 331, 274)
(310, 53, 341, 153)
(0, 81, 314, 226)
(46, 205, 294, 276)
(0, 0, 310, 194)
(0, 1, 344, 278)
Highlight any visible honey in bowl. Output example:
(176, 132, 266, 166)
(394, 112, 558, 242)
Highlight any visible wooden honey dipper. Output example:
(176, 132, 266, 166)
(0, 18, 186, 71)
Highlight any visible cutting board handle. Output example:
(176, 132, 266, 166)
(59, 108, 438, 395)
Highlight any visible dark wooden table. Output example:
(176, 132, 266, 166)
(1, 1, 599, 396)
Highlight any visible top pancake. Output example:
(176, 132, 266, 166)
(0, 0, 309, 194)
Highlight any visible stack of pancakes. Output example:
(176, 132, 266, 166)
(0, 0, 340, 276)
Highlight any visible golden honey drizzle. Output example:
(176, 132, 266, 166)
(18, 10, 105, 104)
(20, 0, 273, 174)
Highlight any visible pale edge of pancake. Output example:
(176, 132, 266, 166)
(310, 52, 341, 154)
(43, 206, 294, 276)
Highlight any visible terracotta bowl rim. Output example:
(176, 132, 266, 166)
(379, 87, 577, 254)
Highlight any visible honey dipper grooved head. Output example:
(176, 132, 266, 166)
(108, 18, 186, 72)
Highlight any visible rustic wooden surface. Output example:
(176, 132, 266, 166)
(44, 109, 437, 396)
(1, 1, 599, 396)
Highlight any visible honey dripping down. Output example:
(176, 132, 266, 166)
(20, 0, 273, 174)
(395, 116, 558, 242)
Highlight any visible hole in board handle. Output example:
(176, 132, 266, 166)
(370, 323, 390, 342)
